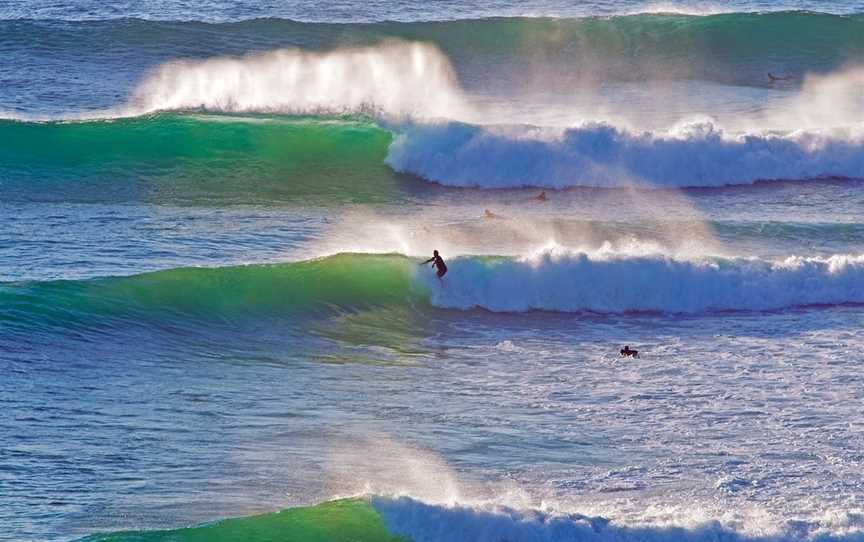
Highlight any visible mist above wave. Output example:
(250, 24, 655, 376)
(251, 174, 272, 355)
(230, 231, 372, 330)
(126, 41, 468, 119)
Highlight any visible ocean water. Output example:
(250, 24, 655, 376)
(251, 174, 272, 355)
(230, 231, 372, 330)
(3, 1, 864, 541)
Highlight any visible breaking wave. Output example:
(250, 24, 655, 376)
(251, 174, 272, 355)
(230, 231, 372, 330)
(426, 249, 864, 313)
(386, 121, 864, 188)
(4, 113, 864, 201)
(77, 495, 864, 542)
(3, 251, 864, 337)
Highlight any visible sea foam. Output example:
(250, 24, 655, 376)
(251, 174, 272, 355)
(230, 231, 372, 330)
(372, 496, 864, 542)
(386, 121, 864, 188)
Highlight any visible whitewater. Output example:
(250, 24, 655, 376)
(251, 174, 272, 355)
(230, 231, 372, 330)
(3, 2, 864, 542)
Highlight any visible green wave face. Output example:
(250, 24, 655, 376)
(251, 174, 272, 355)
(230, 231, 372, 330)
(416, 11, 864, 62)
(369, 12, 864, 91)
(323, 12, 864, 86)
(80, 499, 406, 542)
(0, 115, 398, 204)
(0, 254, 425, 333)
(6, 12, 863, 93)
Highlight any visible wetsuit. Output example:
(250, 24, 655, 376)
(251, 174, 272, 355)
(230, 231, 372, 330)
(433, 255, 447, 278)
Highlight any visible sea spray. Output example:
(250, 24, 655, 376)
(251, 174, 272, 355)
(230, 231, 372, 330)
(128, 41, 467, 119)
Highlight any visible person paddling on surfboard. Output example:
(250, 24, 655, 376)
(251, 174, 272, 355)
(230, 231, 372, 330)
(421, 250, 448, 281)
(620, 345, 639, 358)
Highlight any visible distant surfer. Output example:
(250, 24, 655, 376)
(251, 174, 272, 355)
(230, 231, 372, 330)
(767, 72, 790, 83)
(534, 191, 548, 202)
(620, 345, 639, 358)
(484, 209, 502, 219)
(422, 250, 448, 281)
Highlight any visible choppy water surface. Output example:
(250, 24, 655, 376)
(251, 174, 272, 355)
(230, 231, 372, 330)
(2, 1, 864, 541)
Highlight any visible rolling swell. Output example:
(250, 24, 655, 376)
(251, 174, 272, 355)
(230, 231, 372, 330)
(386, 11, 864, 87)
(4, 12, 863, 95)
(0, 115, 397, 203)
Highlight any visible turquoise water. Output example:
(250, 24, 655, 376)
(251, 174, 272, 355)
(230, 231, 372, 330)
(3, 2, 864, 541)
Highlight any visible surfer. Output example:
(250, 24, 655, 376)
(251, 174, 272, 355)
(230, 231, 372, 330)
(767, 72, 790, 83)
(484, 209, 502, 219)
(534, 191, 548, 202)
(422, 250, 448, 280)
(620, 345, 639, 358)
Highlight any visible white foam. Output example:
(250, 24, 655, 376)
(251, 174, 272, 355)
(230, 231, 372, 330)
(386, 120, 864, 188)
(371, 496, 864, 542)
(418, 248, 864, 313)
(373, 497, 606, 542)
(127, 41, 468, 118)
(626, 2, 732, 16)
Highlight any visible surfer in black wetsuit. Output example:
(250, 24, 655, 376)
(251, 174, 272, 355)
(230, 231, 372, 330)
(768, 72, 790, 83)
(422, 250, 448, 280)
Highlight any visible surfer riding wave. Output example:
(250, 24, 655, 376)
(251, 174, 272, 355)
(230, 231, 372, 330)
(422, 250, 448, 281)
